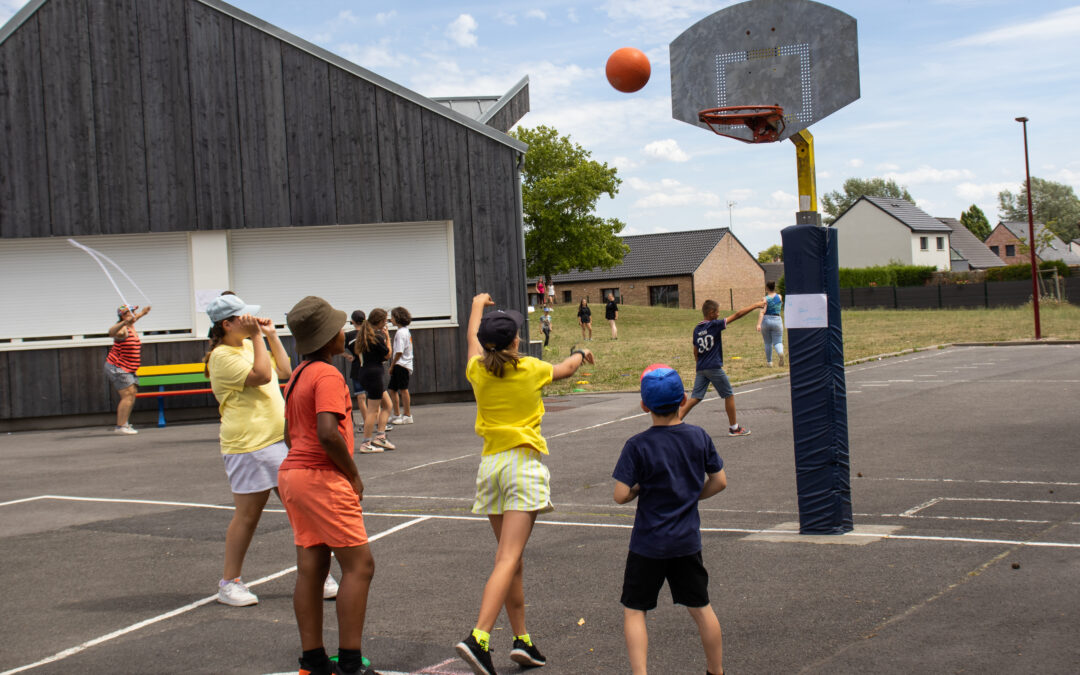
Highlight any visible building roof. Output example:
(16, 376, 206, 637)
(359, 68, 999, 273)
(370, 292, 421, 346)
(432, 76, 528, 128)
(537, 228, 747, 283)
(761, 262, 785, 284)
(0, 0, 528, 153)
(1000, 221, 1080, 265)
(855, 196, 953, 232)
(937, 218, 1005, 269)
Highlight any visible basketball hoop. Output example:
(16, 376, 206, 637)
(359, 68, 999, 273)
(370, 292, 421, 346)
(698, 106, 786, 144)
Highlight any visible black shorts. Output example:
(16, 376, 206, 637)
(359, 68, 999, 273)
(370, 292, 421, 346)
(358, 368, 385, 399)
(387, 365, 411, 392)
(620, 550, 709, 611)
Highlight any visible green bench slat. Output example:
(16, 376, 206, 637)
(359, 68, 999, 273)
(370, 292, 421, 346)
(139, 373, 210, 386)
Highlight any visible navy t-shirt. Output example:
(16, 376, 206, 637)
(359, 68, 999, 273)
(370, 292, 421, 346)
(612, 424, 724, 559)
(693, 318, 727, 370)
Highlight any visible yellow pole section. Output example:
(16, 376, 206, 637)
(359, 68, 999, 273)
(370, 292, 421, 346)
(791, 129, 817, 213)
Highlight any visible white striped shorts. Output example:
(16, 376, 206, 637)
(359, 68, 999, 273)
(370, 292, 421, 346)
(472, 447, 554, 515)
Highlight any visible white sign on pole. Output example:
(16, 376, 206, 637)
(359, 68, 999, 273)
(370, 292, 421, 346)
(785, 293, 828, 329)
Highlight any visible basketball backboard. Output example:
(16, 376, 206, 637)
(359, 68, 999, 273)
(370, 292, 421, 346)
(670, 0, 859, 143)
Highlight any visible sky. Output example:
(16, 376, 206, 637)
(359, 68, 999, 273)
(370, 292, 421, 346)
(3, 0, 1079, 258)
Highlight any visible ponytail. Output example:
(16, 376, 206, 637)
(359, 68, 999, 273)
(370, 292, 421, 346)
(203, 321, 227, 377)
(358, 308, 388, 352)
(481, 345, 522, 378)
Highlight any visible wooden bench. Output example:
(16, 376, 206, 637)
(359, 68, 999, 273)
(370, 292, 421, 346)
(135, 363, 211, 428)
(135, 362, 289, 428)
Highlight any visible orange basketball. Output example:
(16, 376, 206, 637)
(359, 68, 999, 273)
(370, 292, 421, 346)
(606, 47, 651, 93)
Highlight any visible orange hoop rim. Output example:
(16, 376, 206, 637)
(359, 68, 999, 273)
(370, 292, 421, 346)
(698, 106, 786, 144)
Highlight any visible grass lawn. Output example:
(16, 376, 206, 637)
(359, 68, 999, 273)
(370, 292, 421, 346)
(533, 301, 1080, 396)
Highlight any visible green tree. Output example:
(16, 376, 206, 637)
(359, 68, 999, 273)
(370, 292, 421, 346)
(511, 126, 628, 283)
(997, 177, 1080, 243)
(959, 204, 992, 241)
(757, 244, 783, 262)
(821, 177, 914, 225)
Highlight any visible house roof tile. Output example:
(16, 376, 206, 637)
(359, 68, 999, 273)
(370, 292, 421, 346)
(534, 228, 742, 283)
(1000, 221, 1080, 265)
(859, 196, 952, 232)
(937, 217, 1005, 269)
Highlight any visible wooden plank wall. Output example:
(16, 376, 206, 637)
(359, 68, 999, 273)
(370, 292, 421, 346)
(0, 0, 526, 420)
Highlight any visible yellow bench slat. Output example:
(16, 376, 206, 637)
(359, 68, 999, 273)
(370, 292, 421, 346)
(137, 362, 205, 376)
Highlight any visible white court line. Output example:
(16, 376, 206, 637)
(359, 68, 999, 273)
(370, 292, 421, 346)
(900, 498, 942, 517)
(0, 516, 431, 675)
(859, 477, 1080, 487)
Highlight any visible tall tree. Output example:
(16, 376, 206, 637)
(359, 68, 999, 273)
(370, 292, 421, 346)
(757, 244, 783, 262)
(959, 204, 992, 241)
(997, 177, 1080, 243)
(512, 126, 628, 283)
(821, 177, 914, 225)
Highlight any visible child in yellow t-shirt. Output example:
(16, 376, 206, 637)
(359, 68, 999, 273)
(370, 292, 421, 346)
(454, 293, 594, 675)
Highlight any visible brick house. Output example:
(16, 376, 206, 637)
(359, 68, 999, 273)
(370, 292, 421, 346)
(531, 228, 764, 311)
(986, 222, 1080, 266)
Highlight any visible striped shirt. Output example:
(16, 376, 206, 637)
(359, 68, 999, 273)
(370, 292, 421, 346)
(106, 329, 141, 373)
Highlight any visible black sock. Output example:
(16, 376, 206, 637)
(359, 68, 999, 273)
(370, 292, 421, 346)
(301, 647, 330, 669)
(337, 648, 365, 673)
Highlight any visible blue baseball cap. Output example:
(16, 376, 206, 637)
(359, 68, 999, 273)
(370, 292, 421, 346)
(206, 294, 260, 324)
(640, 364, 684, 413)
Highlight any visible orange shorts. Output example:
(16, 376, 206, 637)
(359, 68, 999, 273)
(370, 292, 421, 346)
(278, 468, 368, 549)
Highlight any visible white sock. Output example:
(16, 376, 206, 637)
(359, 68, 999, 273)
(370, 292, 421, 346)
(730, 424, 739, 431)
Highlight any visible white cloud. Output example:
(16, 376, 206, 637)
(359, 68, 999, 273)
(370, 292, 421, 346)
(337, 40, 413, 69)
(643, 139, 689, 162)
(611, 156, 641, 170)
(447, 14, 479, 48)
(877, 163, 900, 171)
(770, 190, 797, 208)
(950, 7, 1080, 47)
(567, 8, 579, 23)
(955, 181, 1015, 201)
(496, 11, 517, 25)
(848, 158, 864, 168)
(336, 10, 360, 24)
(375, 11, 397, 25)
(525, 9, 547, 20)
(602, 0, 716, 22)
(883, 166, 975, 184)
(631, 177, 721, 208)
(728, 188, 754, 201)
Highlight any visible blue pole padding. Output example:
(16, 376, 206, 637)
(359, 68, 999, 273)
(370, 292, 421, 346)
(157, 386, 166, 428)
(781, 225, 852, 534)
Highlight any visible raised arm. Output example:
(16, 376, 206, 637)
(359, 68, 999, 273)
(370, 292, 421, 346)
(466, 293, 495, 361)
(725, 300, 766, 325)
(260, 318, 292, 380)
(552, 347, 594, 381)
(234, 315, 272, 386)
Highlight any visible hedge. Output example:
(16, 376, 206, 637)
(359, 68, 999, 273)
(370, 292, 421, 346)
(837, 264, 936, 288)
(984, 260, 1071, 281)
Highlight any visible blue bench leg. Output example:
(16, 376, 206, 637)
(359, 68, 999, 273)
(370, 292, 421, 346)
(157, 386, 166, 428)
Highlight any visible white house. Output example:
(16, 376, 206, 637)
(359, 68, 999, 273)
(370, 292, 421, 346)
(834, 196, 952, 271)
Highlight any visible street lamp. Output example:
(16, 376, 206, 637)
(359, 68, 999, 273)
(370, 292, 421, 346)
(1015, 116, 1041, 340)
(727, 200, 736, 230)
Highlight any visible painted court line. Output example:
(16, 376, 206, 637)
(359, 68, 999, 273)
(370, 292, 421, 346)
(0, 516, 431, 675)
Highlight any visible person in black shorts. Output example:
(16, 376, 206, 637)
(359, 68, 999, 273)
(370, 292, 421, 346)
(605, 293, 619, 340)
(356, 308, 394, 453)
(577, 298, 592, 341)
(613, 365, 727, 675)
(344, 310, 366, 431)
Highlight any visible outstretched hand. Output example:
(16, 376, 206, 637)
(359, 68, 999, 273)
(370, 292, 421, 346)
(473, 292, 495, 307)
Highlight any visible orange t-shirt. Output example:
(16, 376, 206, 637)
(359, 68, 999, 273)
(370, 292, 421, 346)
(281, 360, 353, 473)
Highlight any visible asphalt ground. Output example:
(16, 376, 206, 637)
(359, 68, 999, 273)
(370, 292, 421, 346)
(1, 344, 1078, 675)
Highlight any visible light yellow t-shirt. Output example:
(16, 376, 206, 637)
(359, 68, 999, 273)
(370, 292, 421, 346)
(208, 340, 287, 455)
(466, 355, 554, 456)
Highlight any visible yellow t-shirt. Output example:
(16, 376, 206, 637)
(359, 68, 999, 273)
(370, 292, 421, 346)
(208, 340, 287, 455)
(466, 355, 554, 456)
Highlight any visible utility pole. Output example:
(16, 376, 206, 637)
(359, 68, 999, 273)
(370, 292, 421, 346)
(1015, 116, 1041, 340)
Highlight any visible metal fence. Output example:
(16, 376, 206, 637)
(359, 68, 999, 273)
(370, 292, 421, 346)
(838, 279, 1078, 310)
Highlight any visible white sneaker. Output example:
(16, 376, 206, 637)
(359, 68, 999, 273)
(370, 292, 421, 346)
(114, 424, 138, 435)
(323, 574, 339, 599)
(217, 578, 258, 606)
(397, 415, 414, 424)
(389, 415, 405, 425)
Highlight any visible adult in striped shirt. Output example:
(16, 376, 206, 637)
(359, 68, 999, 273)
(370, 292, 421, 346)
(105, 304, 151, 434)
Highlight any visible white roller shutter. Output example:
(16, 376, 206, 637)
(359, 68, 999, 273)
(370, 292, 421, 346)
(229, 222, 457, 327)
(0, 234, 192, 342)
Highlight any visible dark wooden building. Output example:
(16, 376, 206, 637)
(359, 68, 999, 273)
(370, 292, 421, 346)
(0, 0, 530, 429)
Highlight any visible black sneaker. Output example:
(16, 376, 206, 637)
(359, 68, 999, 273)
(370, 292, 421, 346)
(510, 639, 547, 667)
(455, 634, 497, 675)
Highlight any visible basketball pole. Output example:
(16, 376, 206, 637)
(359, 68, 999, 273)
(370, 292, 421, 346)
(781, 127, 854, 534)
(791, 130, 819, 221)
